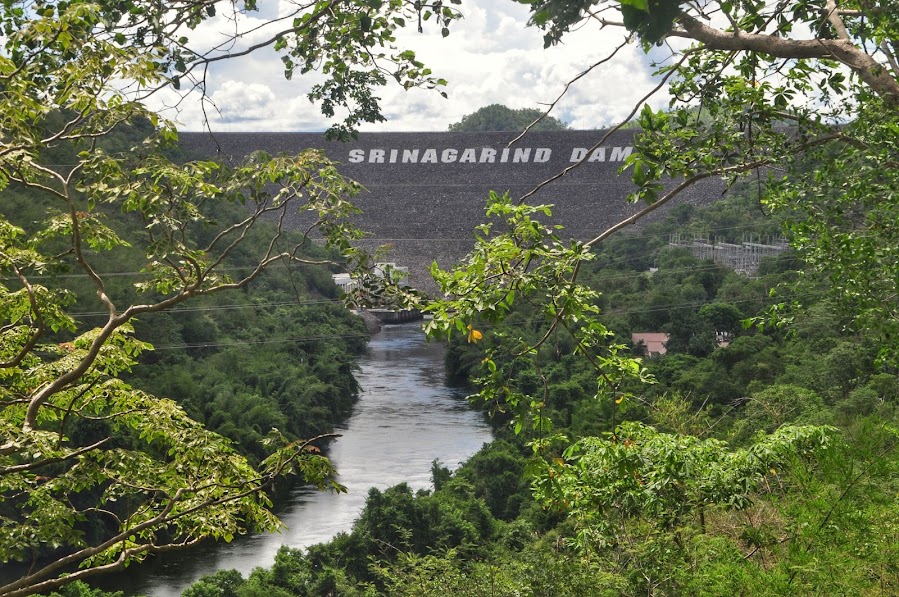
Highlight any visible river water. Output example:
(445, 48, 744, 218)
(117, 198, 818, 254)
(112, 323, 493, 596)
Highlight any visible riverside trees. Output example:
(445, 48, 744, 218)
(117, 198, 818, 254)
(428, 0, 899, 365)
(427, 0, 899, 396)
(179, 194, 898, 594)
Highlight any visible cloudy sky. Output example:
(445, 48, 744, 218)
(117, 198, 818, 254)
(147, 0, 671, 133)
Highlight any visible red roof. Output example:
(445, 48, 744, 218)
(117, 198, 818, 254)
(632, 332, 669, 356)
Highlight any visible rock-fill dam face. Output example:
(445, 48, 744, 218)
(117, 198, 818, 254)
(179, 130, 726, 293)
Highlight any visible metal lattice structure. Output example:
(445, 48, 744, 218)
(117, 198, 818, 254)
(669, 234, 788, 275)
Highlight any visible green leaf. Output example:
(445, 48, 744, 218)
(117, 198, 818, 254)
(619, 0, 649, 11)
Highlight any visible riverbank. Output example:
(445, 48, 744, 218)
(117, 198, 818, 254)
(98, 323, 492, 596)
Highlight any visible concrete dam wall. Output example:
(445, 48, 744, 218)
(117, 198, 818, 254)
(179, 130, 726, 292)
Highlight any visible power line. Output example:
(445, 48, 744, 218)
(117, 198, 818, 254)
(62, 258, 798, 320)
(605, 291, 816, 317)
(65, 263, 788, 319)
(2, 222, 788, 282)
(345, 224, 786, 245)
(140, 290, 816, 352)
(71, 298, 341, 318)
(150, 331, 372, 351)
(0, 263, 313, 281)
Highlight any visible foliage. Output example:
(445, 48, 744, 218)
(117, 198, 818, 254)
(7, 0, 899, 591)
(425, 191, 653, 444)
(182, 547, 375, 597)
(425, 0, 899, 573)
(129, 293, 367, 461)
(448, 104, 569, 132)
(517, 0, 899, 357)
(44, 582, 125, 597)
(533, 422, 836, 550)
(765, 110, 899, 362)
(451, 439, 530, 520)
(416, 186, 898, 592)
(0, 134, 360, 593)
(0, 0, 457, 593)
(372, 545, 625, 596)
(187, 184, 899, 596)
(0, 0, 455, 142)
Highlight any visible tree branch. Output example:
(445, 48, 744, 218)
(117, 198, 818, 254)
(517, 51, 690, 206)
(675, 13, 899, 103)
(509, 35, 632, 147)
(0, 488, 187, 596)
(0, 439, 108, 476)
(0, 266, 44, 370)
(880, 41, 899, 78)
(823, 0, 850, 41)
(584, 131, 860, 249)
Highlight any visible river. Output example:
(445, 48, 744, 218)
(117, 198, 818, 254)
(109, 322, 493, 596)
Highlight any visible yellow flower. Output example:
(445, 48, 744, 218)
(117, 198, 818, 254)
(467, 324, 483, 343)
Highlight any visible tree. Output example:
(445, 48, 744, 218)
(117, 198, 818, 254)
(423, 0, 899, 560)
(0, 0, 455, 594)
(427, 0, 899, 390)
(513, 0, 899, 356)
(448, 104, 569, 132)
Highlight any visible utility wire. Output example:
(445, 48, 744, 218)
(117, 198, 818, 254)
(67, 261, 796, 318)
(150, 331, 373, 351)
(0, 221, 788, 282)
(4, 264, 802, 319)
(604, 291, 815, 317)
(71, 298, 342, 318)
(133, 290, 817, 353)
(8, 238, 790, 285)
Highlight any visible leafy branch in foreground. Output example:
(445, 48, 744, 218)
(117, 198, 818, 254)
(421, 187, 840, 561)
(423, 0, 899, 548)
(520, 0, 899, 356)
(0, 142, 362, 595)
(425, 191, 653, 443)
(0, 0, 454, 594)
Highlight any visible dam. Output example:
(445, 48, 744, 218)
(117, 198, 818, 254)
(179, 130, 725, 292)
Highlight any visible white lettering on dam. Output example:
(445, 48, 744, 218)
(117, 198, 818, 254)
(346, 146, 632, 165)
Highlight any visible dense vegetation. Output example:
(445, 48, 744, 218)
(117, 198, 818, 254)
(5, 0, 899, 591)
(128, 292, 365, 463)
(163, 190, 899, 595)
(0, 118, 370, 591)
(0, 121, 368, 463)
(1, 0, 452, 589)
(448, 105, 569, 132)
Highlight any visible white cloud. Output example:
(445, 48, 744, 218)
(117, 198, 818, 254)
(211, 81, 277, 122)
(158, 0, 665, 132)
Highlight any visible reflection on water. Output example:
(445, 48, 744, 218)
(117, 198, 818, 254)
(110, 323, 492, 596)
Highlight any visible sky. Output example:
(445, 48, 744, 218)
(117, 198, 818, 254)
(146, 0, 671, 133)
